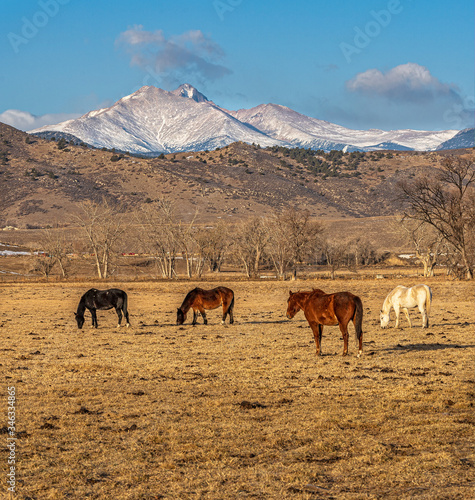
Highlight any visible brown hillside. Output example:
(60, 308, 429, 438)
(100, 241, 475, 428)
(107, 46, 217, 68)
(0, 122, 472, 249)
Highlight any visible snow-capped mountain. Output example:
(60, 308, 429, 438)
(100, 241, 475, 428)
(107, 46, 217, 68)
(31, 85, 284, 154)
(30, 84, 461, 154)
(171, 83, 209, 103)
(436, 128, 475, 150)
(231, 103, 458, 152)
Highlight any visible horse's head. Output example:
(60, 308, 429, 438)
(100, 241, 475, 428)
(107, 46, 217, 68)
(286, 291, 301, 319)
(380, 310, 390, 328)
(74, 312, 85, 329)
(176, 308, 186, 325)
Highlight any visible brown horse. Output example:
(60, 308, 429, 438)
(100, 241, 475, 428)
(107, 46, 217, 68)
(176, 287, 234, 326)
(286, 289, 363, 357)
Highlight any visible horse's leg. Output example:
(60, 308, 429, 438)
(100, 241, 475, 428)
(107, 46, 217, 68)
(318, 324, 323, 355)
(91, 309, 98, 328)
(228, 302, 234, 324)
(419, 304, 428, 328)
(402, 308, 412, 328)
(309, 321, 322, 356)
(339, 322, 349, 356)
(221, 301, 227, 325)
(357, 327, 363, 358)
(200, 308, 208, 325)
(192, 309, 198, 326)
(393, 304, 401, 328)
(116, 307, 123, 328)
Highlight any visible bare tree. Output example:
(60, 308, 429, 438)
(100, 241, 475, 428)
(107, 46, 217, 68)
(322, 238, 347, 279)
(346, 236, 378, 269)
(195, 221, 230, 273)
(38, 228, 72, 278)
(400, 156, 475, 279)
(264, 214, 293, 279)
(30, 254, 55, 278)
(280, 208, 324, 279)
(438, 239, 472, 279)
(135, 199, 179, 279)
(73, 199, 127, 279)
(233, 217, 270, 278)
(174, 211, 203, 278)
(398, 217, 444, 277)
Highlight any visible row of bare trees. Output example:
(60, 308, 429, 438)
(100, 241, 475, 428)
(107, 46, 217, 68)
(33, 200, 380, 280)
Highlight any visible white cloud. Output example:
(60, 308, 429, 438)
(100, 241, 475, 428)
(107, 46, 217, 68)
(0, 109, 81, 132)
(117, 26, 165, 46)
(116, 26, 232, 87)
(346, 63, 455, 102)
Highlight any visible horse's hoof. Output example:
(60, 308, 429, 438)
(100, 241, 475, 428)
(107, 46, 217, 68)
(357, 351, 362, 358)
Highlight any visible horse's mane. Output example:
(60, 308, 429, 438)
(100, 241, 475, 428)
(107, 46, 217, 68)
(179, 288, 199, 312)
(382, 291, 393, 311)
(76, 294, 87, 315)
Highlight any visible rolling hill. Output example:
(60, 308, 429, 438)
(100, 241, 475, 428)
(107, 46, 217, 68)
(1, 121, 469, 237)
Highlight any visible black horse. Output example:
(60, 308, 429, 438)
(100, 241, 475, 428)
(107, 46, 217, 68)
(75, 288, 130, 329)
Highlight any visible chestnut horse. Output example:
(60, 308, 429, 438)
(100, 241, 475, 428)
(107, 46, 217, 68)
(176, 287, 234, 326)
(286, 289, 363, 357)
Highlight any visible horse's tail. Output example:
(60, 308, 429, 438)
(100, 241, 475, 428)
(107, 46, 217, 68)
(228, 293, 235, 314)
(425, 286, 432, 315)
(353, 295, 363, 342)
(424, 286, 432, 327)
(123, 291, 130, 325)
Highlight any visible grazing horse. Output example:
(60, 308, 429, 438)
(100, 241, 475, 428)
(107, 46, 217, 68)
(75, 288, 130, 329)
(176, 287, 234, 326)
(286, 289, 363, 357)
(380, 284, 432, 329)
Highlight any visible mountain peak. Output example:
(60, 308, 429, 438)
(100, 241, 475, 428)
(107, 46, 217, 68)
(29, 84, 462, 154)
(172, 83, 209, 103)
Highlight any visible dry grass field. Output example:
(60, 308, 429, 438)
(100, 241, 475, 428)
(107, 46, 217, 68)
(1, 278, 474, 499)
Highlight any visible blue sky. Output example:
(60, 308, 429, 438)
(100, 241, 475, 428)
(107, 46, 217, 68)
(0, 0, 473, 132)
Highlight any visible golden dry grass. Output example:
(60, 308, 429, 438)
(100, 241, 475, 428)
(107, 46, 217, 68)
(1, 278, 474, 499)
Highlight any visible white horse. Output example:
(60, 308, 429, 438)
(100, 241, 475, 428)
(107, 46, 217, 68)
(380, 284, 432, 329)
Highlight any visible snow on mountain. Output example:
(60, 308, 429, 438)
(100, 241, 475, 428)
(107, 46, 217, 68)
(30, 84, 461, 154)
(231, 103, 458, 152)
(31, 86, 283, 154)
(171, 83, 209, 103)
(436, 128, 475, 150)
